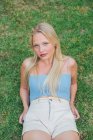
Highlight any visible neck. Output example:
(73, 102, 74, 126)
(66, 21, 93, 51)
(40, 60, 52, 66)
(39, 56, 54, 66)
(36, 57, 54, 75)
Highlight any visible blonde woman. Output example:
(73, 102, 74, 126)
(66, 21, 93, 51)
(19, 22, 80, 140)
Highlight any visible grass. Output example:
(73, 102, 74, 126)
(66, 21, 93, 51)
(0, 0, 93, 139)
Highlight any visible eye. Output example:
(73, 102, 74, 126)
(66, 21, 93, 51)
(33, 44, 39, 48)
(43, 42, 49, 46)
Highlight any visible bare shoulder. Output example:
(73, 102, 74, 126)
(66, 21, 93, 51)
(67, 56, 77, 68)
(21, 57, 32, 69)
(62, 55, 78, 73)
(62, 55, 77, 65)
(66, 56, 78, 76)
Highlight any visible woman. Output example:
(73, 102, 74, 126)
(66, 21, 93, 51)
(19, 22, 80, 140)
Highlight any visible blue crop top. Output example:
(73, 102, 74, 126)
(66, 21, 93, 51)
(29, 73, 71, 102)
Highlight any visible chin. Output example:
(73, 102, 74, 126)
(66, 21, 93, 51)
(40, 57, 48, 60)
(39, 56, 49, 60)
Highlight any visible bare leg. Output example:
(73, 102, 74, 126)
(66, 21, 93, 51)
(23, 130, 51, 140)
(53, 131, 80, 140)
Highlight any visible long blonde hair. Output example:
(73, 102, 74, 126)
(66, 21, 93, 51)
(25, 22, 65, 96)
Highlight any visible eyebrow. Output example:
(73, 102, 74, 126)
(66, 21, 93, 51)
(33, 43, 39, 46)
(43, 41, 49, 43)
(33, 41, 49, 46)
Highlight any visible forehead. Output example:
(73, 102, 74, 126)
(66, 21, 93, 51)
(32, 32, 49, 43)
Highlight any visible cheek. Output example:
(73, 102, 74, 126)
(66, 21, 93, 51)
(48, 46, 55, 54)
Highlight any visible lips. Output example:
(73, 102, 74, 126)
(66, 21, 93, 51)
(40, 53, 47, 57)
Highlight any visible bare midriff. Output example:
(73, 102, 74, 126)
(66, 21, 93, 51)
(39, 96, 61, 100)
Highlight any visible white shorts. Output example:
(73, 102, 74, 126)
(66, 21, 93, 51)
(22, 97, 79, 139)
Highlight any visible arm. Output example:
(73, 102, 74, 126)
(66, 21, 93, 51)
(19, 59, 30, 124)
(69, 58, 80, 119)
(20, 61, 30, 110)
(70, 59, 78, 105)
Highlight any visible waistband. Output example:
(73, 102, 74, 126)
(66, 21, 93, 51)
(30, 97, 69, 105)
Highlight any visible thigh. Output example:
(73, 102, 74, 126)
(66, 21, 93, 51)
(53, 131, 80, 140)
(23, 130, 51, 140)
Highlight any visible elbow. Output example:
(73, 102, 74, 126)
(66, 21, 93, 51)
(71, 83, 77, 92)
(20, 87, 29, 96)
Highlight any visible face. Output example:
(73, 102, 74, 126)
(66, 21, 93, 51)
(32, 33, 56, 61)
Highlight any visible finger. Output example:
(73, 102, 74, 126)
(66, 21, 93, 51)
(76, 110, 80, 119)
(71, 108, 76, 116)
(76, 113, 80, 119)
(71, 109, 78, 119)
(75, 109, 80, 120)
(19, 116, 23, 124)
(75, 115, 80, 120)
(19, 118, 22, 124)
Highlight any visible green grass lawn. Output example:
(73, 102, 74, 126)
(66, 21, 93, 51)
(0, 0, 93, 139)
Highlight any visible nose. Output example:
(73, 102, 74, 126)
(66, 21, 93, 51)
(39, 45, 45, 52)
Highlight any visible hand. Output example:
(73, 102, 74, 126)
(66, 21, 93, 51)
(19, 109, 28, 124)
(69, 103, 80, 120)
